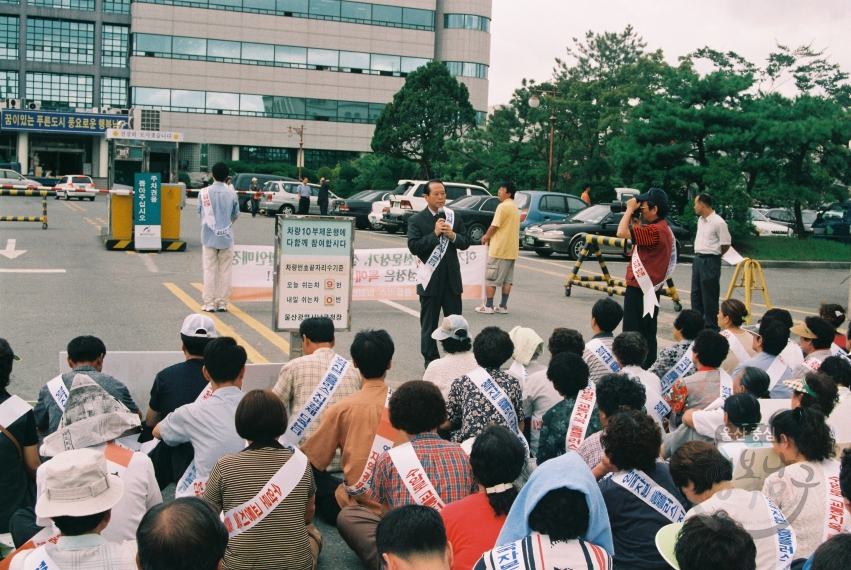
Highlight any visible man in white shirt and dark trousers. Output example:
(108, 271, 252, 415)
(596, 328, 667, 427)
(691, 193, 731, 331)
(198, 162, 239, 313)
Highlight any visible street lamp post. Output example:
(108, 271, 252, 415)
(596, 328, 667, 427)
(287, 125, 306, 180)
(528, 89, 558, 192)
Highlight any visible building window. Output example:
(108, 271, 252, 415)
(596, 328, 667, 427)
(26, 73, 93, 110)
(444, 61, 488, 79)
(100, 77, 127, 107)
(30, 0, 94, 9)
(27, 19, 94, 65)
(0, 0, 20, 5)
(0, 70, 18, 99)
(102, 25, 129, 67)
(444, 13, 490, 32)
(476, 110, 486, 126)
(0, 16, 18, 60)
(103, 0, 130, 13)
(239, 146, 359, 169)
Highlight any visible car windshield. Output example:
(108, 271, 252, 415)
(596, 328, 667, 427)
(347, 191, 373, 200)
(450, 196, 480, 209)
(802, 211, 817, 224)
(392, 182, 413, 195)
(515, 192, 530, 208)
(749, 208, 769, 222)
(568, 205, 610, 224)
(72, 177, 91, 184)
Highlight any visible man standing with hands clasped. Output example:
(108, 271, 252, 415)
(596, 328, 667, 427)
(616, 187, 676, 368)
(297, 177, 311, 215)
(691, 193, 731, 331)
(477, 181, 520, 314)
(408, 180, 470, 368)
(198, 162, 239, 313)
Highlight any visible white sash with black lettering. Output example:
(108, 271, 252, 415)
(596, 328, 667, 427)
(626, 374, 671, 428)
(22, 545, 61, 570)
(0, 395, 31, 430)
(344, 388, 397, 497)
(416, 207, 454, 290)
(766, 356, 789, 390)
(823, 459, 846, 542)
(222, 447, 308, 538)
(174, 383, 216, 498)
(566, 383, 596, 452)
(200, 187, 231, 237)
(720, 329, 751, 366)
(660, 343, 694, 395)
(631, 226, 676, 317)
(585, 339, 620, 374)
(719, 369, 734, 401)
(832, 343, 851, 365)
(388, 442, 446, 511)
(507, 359, 527, 382)
(45, 375, 69, 411)
(763, 494, 796, 570)
(280, 354, 351, 447)
(467, 367, 529, 456)
(611, 469, 686, 523)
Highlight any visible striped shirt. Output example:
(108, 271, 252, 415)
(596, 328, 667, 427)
(474, 533, 612, 570)
(204, 442, 316, 570)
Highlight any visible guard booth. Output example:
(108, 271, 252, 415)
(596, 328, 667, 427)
(106, 128, 183, 188)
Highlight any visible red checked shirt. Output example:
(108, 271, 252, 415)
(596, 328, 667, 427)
(625, 219, 673, 288)
(368, 432, 477, 509)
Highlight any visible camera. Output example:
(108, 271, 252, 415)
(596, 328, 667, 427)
(610, 199, 640, 217)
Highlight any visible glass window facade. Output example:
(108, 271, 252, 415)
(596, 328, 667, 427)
(239, 145, 360, 170)
(133, 0, 435, 31)
(0, 16, 18, 60)
(0, 70, 18, 99)
(27, 19, 94, 65)
(102, 25, 129, 67)
(30, 0, 94, 9)
(103, 0, 130, 13)
(0, 0, 20, 4)
(27, 73, 93, 110)
(132, 86, 385, 124)
(444, 13, 490, 32)
(445, 61, 488, 79)
(101, 77, 127, 107)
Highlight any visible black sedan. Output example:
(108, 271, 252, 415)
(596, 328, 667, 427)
(522, 204, 693, 260)
(447, 195, 503, 244)
(330, 190, 392, 229)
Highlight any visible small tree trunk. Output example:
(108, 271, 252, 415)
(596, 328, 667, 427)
(793, 199, 806, 239)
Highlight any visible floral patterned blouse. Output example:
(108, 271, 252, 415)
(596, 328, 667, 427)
(649, 339, 695, 386)
(536, 397, 603, 465)
(446, 368, 524, 443)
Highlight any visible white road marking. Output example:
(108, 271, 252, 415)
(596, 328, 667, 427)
(0, 239, 26, 259)
(0, 269, 66, 273)
(378, 299, 420, 318)
(140, 253, 159, 273)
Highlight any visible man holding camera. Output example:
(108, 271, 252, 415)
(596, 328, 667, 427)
(616, 187, 676, 368)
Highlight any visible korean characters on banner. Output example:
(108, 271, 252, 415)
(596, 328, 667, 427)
(134, 173, 162, 251)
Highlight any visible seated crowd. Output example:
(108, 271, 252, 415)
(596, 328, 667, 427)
(1, 298, 850, 570)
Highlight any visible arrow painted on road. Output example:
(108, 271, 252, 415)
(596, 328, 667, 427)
(0, 239, 26, 259)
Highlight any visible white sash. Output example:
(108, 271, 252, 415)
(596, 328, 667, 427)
(280, 354, 351, 447)
(174, 383, 217, 498)
(508, 359, 528, 381)
(468, 367, 529, 456)
(45, 375, 69, 411)
(102, 442, 134, 478)
(585, 339, 620, 374)
(766, 356, 789, 390)
(762, 494, 796, 570)
(4, 527, 61, 570)
(823, 459, 846, 541)
(645, 387, 672, 428)
(200, 188, 231, 237)
(630, 225, 676, 316)
(720, 329, 751, 365)
(22, 545, 61, 570)
(660, 344, 695, 394)
(344, 388, 398, 496)
(388, 442, 446, 510)
(566, 384, 596, 451)
(802, 358, 821, 372)
(0, 395, 32, 429)
(416, 207, 454, 290)
(222, 447, 308, 538)
(611, 469, 686, 523)
(832, 343, 851, 365)
(719, 369, 734, 401)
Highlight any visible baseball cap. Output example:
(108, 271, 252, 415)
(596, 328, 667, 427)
(742, 324, 760, 336)
(635, 187, 669, 210)
(790, 323, 817, 339)
(431, 315, 469, 341)
(180, 314, 217, 338)
(655, 523, 684, 569)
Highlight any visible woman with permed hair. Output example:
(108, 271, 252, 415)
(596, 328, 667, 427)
(718, 298, 757, 375)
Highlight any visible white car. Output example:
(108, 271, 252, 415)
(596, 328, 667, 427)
(55, 175, 96, 201)
(0, 169, 41, 188)
(382, 180, 490, 234)
(368, 198, 391, 230)
(750, 208, 792, 236)
(259, 181, 339, 215)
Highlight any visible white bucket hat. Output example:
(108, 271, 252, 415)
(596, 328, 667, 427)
(35, 448, 125, 519)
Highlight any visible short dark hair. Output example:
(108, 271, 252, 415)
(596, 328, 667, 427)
(53, 511, 109, 536)
(211, 162, 229, 182)
(812, 533, 851, 570)
(612, 331, 648, 367)
(423, 179, 444, 196)
(300, 317, 335, 344)
(692, 330, 729, 368)
(67, 335, 106, 363)
(548, 328, 584, 357)
(805, 316, 837, 350)
(675, 511, 757, 570)
(696, 193, 712, 207)
(376, 505, 447, 563)
(350, 329, 394, 379)
(546, 351, 590, 398)
(674, 310, 705, 340)
(758, 319, 790, 356)
(762, 308, 793, 330)
(440, 336, 472, 354)
(136, 497, 228, 570)
(235, 390, 287, 441)
(595, 373, 646, 417)
(180, 334, 213, 357)
(591, 298, 624, 333)
(820, 356, 851, 389)
(840, 447, 851, 501)
(600, 409, 661, 472)
(720, 299, 749, 327)
(527, 487, 590, 542)
(738, 367, 771, 399)
(670, 441, 733, 494)
(724, 393, 761, 430)
(0, 338, 14, 390)
(797, 371, 839, 416)
(473, 326, 514, 369)
(819, 303, 847, 329)
(203, 337, 247, 383)
(389, 380, 446, 435)
(499, 181, 517, 198)
(770, 407, 835, 462)
(470, 425, 525, 516)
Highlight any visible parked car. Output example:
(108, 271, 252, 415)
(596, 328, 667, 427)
(516, 190, 589, 234)
(258, 180, 339, 215)
(764, 208, 818, 232)
(811, 201, 851, 244)
(522, 204, 693, 260)
(446, 195, 503, 244)
(231, 173, 298, 211)
(54, 175, 96, 201)
(382, 180, 490, 234)
(330, 190, 392, 229)
(749, 208, 792, 236)
(0, 169, 41, 188)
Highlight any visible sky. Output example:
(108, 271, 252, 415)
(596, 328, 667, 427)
(488, 0, 851, 108)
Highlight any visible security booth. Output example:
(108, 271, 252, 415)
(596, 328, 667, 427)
(105, 128, 182, 188)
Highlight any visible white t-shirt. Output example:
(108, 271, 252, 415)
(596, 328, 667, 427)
(621, 365, 662, 397)
(422, 351, 478, 401)
(520, 368, 561, 457)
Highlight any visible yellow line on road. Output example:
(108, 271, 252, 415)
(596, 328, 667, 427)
(96, 217, 107, 225)
(162, 282, 269, 363)
(190, 283, 290, 355)
(126, 251, 136, 255)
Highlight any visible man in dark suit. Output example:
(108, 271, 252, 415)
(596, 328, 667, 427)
(318, 177, 330, 215)
(408, 180, 470, 367)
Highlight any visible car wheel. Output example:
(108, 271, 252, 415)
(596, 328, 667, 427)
(279, 205, 295, 215)
(64, 191, 70, 201)
(89, 196, 95, 201)
(568, 237, 585, 261)
(370, 219, 383, 230)
(674, 240, 681, 262)
(385, 225, 399, 234)
(467, 223, 485, 245)
(535, 249, 553, 257)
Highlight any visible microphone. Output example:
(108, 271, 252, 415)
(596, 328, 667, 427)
(437, 207, 446, 220)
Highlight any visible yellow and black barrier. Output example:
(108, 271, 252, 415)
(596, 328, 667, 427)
(725, 258, 771, 324)
(564, 233, 683, 311)
(0, 189, 53, 229)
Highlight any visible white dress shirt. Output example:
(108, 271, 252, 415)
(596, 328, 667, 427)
(694, 211, 731, 255)
(10, 534, 137, 570)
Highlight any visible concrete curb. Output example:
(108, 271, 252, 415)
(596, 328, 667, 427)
(679, 256, 850, 269)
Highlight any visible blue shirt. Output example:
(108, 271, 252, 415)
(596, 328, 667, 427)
(297, 184, 311, 197)
(197, 182, 239, 249)
(732, 352, 793, 398)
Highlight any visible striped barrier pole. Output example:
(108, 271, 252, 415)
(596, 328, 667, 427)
(0, 192, 48, 229)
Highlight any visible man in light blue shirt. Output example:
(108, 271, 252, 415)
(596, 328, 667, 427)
(197, 162, 240, 312)
(297, 177, 311, 215)
(733, 319, 793, 398)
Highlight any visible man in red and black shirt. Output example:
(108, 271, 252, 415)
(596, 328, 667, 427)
(616, 187, 675, 368)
